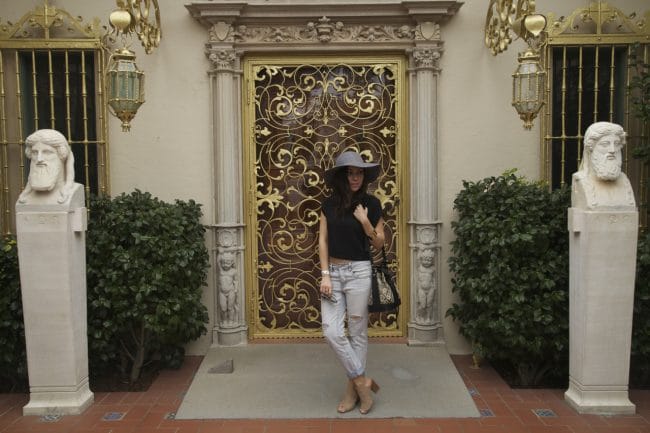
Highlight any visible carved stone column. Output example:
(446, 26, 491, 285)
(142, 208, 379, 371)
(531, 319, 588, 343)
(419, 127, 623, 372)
(407, 22, 444, 345)
(206, 23, 247, 346)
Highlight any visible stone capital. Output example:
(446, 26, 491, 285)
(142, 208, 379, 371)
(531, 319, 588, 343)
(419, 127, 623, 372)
(412, 45, 443, 71)
(206, 46, 237, 71)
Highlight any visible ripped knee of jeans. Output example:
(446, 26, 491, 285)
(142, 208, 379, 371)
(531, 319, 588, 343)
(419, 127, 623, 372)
(347, 315, 367, 337)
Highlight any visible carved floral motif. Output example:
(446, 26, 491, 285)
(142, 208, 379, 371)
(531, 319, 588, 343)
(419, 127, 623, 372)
(413, 47, 442, 69)
(207, 48, 236, 69)
(416, 225, 438, 244)
(216, 228, 239, 248)
(231, 20, 416, 44)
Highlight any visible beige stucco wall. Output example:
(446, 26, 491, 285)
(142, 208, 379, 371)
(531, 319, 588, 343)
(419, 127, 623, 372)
(3, 0, 647, 355)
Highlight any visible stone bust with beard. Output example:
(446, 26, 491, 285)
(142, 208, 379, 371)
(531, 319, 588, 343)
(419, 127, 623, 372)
(572, 122, 636, 210)
(17, 129, 75, 205)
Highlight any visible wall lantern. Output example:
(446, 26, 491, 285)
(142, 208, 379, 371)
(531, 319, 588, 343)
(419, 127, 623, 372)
(485, 0, 547, 130)
(104, 0, 161, 132)
(106, 48, 144, 132)
(512, 47, 545, 130)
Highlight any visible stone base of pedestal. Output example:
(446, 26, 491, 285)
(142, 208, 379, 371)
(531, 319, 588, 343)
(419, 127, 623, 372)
(215, 325, 248, 346)
(407, 322, 444, 346)
(23, 378, 94, 416)
(565, 378, 635, 415)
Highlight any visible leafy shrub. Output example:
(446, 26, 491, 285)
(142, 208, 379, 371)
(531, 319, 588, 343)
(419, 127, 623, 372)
(86, 190, 209, 383)
(0, 235, 27, 390)
(630, 46, 650, 118)
(628, 43, 650, 386)
(628, 43, 650, 162)
(632, 231, 650, 385)
(447, 171, 571, 386)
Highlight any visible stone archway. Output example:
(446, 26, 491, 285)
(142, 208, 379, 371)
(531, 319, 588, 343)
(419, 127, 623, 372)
(185, 0, 463, 346)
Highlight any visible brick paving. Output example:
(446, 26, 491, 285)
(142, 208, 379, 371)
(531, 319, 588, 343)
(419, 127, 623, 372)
(1, 355, 649, 433)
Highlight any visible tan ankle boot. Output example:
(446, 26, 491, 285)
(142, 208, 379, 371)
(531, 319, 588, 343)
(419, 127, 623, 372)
(352, 375, 380, 414)
(337, 379, 358, 413)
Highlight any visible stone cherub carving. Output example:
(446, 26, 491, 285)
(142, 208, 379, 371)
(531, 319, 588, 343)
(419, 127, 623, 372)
(416, 247, 436, 323)
(18, 129, 75, 205)
(572, 121, 636, 210)
(218, 251, 239, 326)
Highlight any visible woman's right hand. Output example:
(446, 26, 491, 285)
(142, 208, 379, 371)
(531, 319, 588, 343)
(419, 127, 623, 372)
(320, 275, 332, 297)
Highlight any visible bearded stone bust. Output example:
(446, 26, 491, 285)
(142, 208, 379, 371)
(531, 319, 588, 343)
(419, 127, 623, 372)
(17, 129, 75, 205)
(571, 122, 636, 210)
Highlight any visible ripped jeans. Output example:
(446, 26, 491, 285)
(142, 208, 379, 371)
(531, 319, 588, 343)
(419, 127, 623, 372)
(321, 260, 372, 379)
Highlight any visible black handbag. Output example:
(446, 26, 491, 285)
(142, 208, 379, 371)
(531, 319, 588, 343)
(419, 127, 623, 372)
(368, 246, 401, 313)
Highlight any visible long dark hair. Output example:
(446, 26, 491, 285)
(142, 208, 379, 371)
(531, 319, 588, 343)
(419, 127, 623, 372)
(329, 166, 370, 217)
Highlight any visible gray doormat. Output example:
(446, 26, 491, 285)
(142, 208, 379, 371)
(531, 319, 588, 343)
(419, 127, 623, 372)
(176, 343, 480, 419)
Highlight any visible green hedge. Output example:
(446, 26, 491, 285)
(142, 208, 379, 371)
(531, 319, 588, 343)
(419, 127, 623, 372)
(86, 191, 209, 383)
(628, 42, 650, 386)
(0, 235, 27, 390)
(632, 231, 650, 384)
(447, 171, 571, 386)
(629, 43, 650, 161)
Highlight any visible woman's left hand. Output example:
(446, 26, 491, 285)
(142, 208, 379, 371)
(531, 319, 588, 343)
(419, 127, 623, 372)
(353, 204, 368, 224)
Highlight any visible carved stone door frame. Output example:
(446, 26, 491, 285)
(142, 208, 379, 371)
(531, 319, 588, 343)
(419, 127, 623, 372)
(186, 0, 463, 347)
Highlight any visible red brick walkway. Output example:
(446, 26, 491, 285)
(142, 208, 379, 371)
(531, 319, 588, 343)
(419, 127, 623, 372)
(1, 355, 649, 433)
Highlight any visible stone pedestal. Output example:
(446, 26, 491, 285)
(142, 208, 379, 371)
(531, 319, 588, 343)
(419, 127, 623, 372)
(15, 184, 93, 415)
(407, 322, 444, 346)
(565, 208, 637, 415)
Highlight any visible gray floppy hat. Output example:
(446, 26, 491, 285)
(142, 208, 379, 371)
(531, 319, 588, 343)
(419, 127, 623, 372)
(324, 150, 380, 187)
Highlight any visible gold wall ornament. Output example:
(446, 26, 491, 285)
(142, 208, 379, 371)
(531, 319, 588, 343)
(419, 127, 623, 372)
(546, 1, 650, 42)
(485, 0, 544, 55)
(0, 2, 103, 42)
(108, 0, 161, 54)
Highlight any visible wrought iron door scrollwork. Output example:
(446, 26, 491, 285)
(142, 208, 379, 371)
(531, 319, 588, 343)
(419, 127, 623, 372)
(248, 59, 403, 337)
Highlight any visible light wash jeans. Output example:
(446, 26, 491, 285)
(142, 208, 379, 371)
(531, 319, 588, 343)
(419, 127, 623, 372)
(321, 260, 372, 379)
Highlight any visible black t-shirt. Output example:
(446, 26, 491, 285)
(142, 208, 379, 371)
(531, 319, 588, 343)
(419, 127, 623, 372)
(321, 194, 383, 261)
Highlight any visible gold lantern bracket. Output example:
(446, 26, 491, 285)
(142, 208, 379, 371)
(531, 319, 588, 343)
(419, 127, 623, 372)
(485, 0, 547, 56)
(107, 0, 161, 55)
(485, 0, 547, 130)
(104, 0, 162, 131)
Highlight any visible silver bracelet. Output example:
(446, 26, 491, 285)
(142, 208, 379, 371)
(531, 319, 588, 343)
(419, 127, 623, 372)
(321, 269, 330, 275)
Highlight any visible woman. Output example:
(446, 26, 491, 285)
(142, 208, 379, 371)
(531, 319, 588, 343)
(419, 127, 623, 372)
(319, 150, 385, 414)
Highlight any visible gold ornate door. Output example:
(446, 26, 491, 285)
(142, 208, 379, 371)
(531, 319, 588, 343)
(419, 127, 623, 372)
(243, 55, 407, 339)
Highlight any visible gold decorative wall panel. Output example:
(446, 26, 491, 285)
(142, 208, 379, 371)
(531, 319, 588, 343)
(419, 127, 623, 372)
(243, 56, 407, 339)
